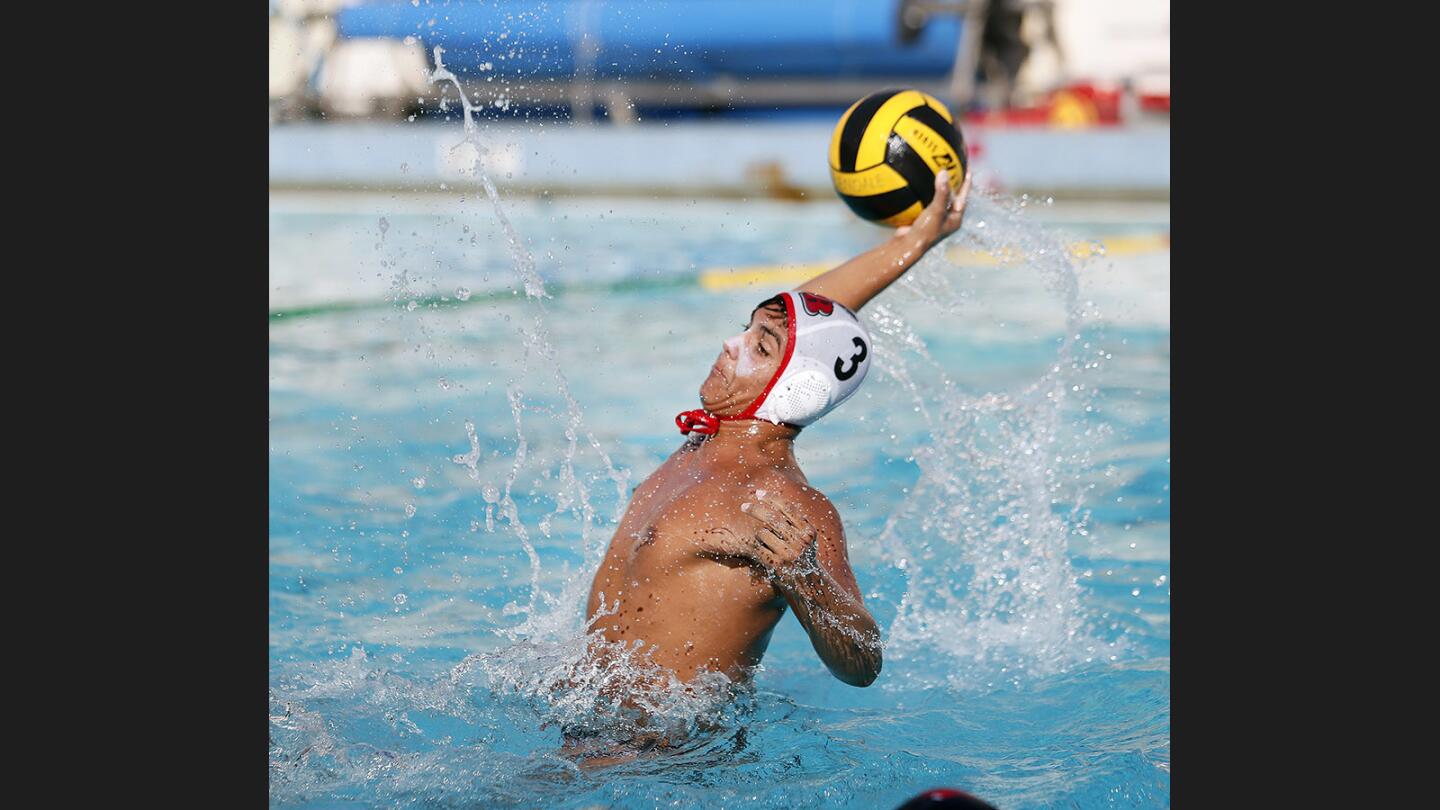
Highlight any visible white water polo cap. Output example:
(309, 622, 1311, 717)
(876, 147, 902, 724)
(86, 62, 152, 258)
(676, 291, 873, 435)
(753, 291, 872, 426)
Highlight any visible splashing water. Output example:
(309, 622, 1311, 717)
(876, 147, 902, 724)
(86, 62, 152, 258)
(270, 51, 1164, 806)
(444, 169, 1107, 716)
(865, 195, 1119, 690)
(431, 45, 630, 641)
(424, 47, 688, 744)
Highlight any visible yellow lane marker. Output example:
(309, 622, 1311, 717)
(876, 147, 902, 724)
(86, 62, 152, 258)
(698, 233, 1168, 290)
(943, 232, 1170, 265)
(700, 264, 830, 291)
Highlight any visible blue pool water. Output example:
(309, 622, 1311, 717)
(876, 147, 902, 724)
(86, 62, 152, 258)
(269, 189, 1169, 808)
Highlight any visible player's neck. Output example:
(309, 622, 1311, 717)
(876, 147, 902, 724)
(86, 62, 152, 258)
(694, 419, 798, 464)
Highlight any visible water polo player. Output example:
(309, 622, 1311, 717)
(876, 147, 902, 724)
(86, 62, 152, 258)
(582, 169, 972, 700)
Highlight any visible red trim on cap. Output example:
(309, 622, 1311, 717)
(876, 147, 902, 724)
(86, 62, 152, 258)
(729, 291, 797, 421)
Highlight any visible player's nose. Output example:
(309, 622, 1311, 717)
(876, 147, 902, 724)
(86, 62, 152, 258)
(723, 334, 742, 359)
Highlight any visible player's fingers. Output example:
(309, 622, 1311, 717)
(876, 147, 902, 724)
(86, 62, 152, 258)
(753, 524, 785, 554)
(750, 503, 805, 543)
(748, 497, 788, 520)
(767, 497, 814, 534)
(944, 207, 963, 231)
(742, 499, 785, 527)
(723, 527, 758, 552)
(941, 174, 972, 231)
(752, 545, 781, 573)
(952, 171, 972, 213)
(929, 169, 951, 214)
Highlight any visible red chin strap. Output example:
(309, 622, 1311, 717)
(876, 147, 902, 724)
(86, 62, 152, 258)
(675, 409, 721, 435)
(674, 409, 801, 436)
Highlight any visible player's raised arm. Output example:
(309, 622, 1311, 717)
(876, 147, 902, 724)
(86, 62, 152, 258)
(799, 170, 972, 313)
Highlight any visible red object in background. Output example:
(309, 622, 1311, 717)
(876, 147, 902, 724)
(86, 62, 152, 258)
(961, 80, 1167, 128)
(1060, 82, 1121, 123)
(963, 105, 1050, 127)
(1139, 92, 1171, 113)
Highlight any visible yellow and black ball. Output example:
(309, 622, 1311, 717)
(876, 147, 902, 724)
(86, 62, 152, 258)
(829, 88, 967, 227)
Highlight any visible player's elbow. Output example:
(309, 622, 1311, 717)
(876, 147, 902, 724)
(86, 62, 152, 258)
(835, 647, 882, 687)
(845, 666, 879, 688)
(842, 661, 881, 688)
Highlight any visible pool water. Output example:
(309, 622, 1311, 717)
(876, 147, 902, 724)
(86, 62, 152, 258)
(269, 189, 1169, 808)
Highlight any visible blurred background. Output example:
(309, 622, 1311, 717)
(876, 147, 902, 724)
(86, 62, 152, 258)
(269, 0, 1168, 199)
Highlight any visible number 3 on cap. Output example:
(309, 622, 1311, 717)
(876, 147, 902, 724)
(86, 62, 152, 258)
(835, 337, 868, 380)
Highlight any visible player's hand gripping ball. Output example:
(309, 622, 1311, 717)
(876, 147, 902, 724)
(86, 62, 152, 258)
(829, 88, 968, 227)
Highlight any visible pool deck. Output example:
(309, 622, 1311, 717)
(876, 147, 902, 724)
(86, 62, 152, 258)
(269, 120, 1169, 200)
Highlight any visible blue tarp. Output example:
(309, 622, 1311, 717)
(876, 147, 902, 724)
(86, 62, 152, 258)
(337, 0, 961, 79)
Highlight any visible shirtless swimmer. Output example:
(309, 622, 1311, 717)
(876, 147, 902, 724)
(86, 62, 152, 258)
(581, 168, 972, 718)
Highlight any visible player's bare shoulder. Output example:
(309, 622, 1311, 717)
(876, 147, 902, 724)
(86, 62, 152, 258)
(747, 469, 845, 542)
(747, 470, 864, 591)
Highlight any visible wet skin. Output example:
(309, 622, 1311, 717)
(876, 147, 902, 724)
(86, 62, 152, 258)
(569, 170, 972, 766)
(584, 302, 880, 687)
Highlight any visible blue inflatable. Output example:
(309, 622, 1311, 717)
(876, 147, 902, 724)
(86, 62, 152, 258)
(337, 0, 962, 80)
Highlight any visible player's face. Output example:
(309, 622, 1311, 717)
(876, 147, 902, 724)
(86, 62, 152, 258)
(699, 303, 787, 415)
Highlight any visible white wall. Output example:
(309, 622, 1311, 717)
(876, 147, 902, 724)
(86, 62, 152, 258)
(1019, 0, 1170, 95)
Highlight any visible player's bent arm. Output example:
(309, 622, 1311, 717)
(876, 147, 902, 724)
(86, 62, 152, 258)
(799, 169, 972, 314)
(696, 486, 884, 686)
(776, 555, 883, 687)
(769, 497, 883, 687)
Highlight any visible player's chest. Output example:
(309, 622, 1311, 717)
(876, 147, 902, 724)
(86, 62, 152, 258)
(621, 465, 746, 559)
